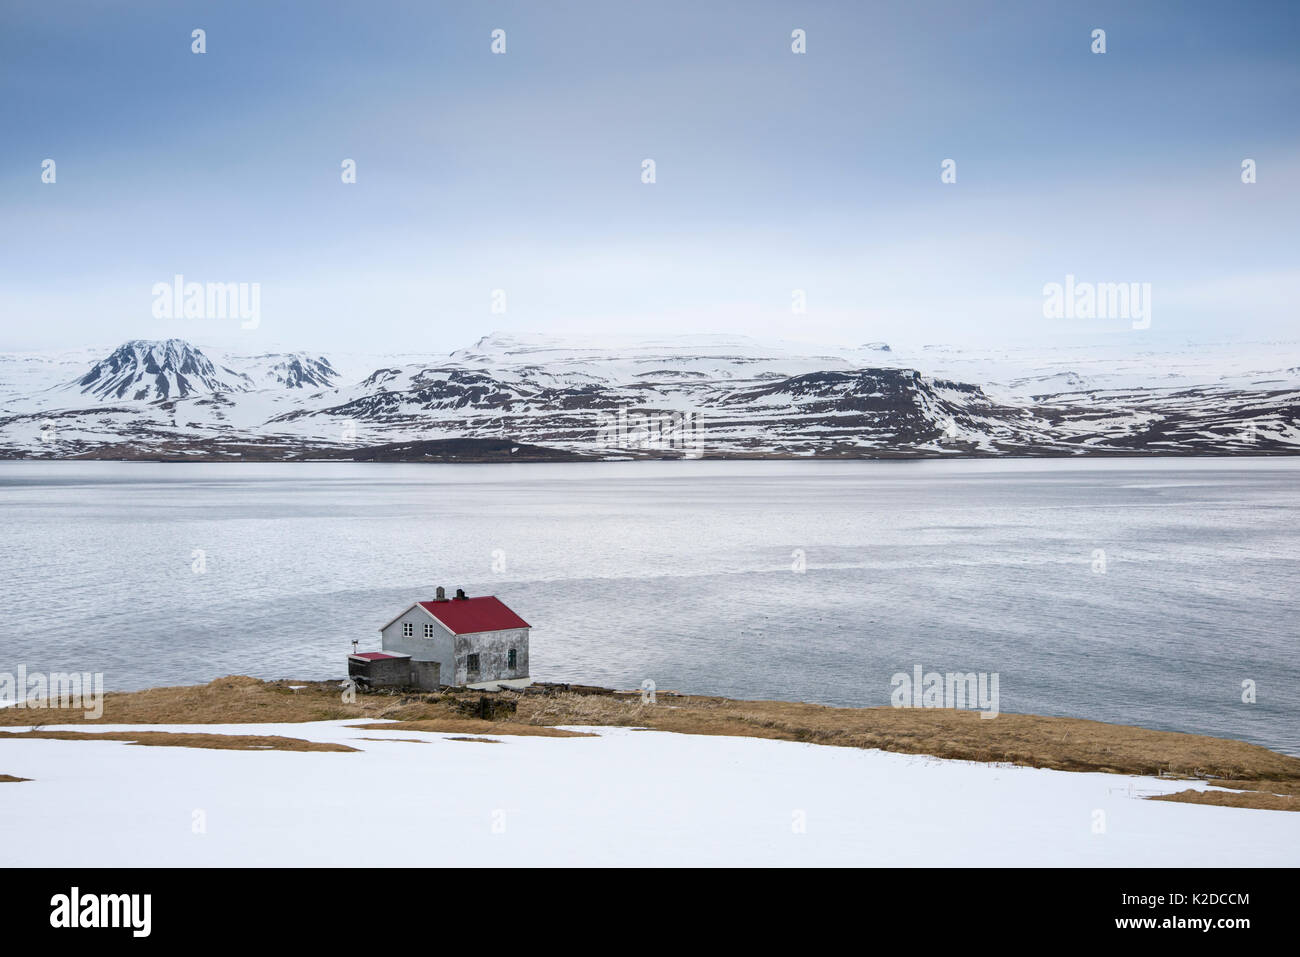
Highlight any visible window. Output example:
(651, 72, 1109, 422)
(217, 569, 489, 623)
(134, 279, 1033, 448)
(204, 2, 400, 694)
(466, 654, 480, 674)
(507, 649, 517, 670)
(402, 622, 413, 638)
(423, 623, 435, 638)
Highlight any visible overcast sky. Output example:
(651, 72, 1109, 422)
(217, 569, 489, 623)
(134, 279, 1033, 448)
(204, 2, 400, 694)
(2, 0, 1297, 354)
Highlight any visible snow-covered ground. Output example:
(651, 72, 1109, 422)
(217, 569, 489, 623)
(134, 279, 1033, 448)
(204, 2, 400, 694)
(1, 721, 1295, 866)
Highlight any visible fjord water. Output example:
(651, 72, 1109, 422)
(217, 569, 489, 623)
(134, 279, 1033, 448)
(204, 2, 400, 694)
(2, 459, 1296, 755)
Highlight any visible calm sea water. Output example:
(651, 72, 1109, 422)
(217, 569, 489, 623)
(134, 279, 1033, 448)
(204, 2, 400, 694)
(1, 459, 1296, 754)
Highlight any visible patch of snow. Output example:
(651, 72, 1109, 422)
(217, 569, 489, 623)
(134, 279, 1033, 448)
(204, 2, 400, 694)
(0, 721, 1294, 866)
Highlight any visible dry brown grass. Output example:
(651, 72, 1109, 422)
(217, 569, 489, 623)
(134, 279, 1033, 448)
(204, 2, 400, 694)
(348, 720, 594, 738)
(446, 737, 502, 744)
(0, 675, 382, 726)
(0, 729, 356, 752)
(0, 774, 30, 783)
(514, 691, 1300, 782)
(3, 677, 1297, 800)
(1149, 789, 1300, 811)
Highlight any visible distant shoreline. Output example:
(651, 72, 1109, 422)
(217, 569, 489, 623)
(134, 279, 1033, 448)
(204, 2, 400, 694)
(6, 446, 1300, 464)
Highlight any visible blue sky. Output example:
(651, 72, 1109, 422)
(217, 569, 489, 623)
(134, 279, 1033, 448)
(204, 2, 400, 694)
(2, 0, 1297, 353)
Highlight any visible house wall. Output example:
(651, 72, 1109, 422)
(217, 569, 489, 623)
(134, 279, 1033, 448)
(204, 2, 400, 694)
(454, 628, 530, 686)
(381, 605, 529, 687)
(410, 659, 441, 691)
(380, 607, 455, 687)
(348, 656, 412, 689)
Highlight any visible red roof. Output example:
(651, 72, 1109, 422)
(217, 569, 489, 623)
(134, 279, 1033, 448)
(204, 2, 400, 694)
(418, 596, 530, 635)
(350, 651, 408, 661)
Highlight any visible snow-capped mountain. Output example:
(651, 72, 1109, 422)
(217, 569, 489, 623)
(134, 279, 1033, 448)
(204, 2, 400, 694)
(68, 339, 253, 401)
(227, 352, 339, 390)
(1, 333, 1298, 460)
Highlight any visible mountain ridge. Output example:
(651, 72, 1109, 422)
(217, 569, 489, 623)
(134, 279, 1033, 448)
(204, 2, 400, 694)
(1, 334, 1297, 460)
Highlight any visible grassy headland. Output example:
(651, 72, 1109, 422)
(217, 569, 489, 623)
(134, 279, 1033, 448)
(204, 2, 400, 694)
(2, 676, 1296, 809)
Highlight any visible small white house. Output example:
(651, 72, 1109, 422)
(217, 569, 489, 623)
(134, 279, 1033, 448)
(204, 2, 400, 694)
(378, 587, 531, 689)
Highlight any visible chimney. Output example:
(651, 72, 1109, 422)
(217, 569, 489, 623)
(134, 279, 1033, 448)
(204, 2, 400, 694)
(455, 588, 467, 600)
(435, 586, 447, 602)
(351, 640, 359, 654)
